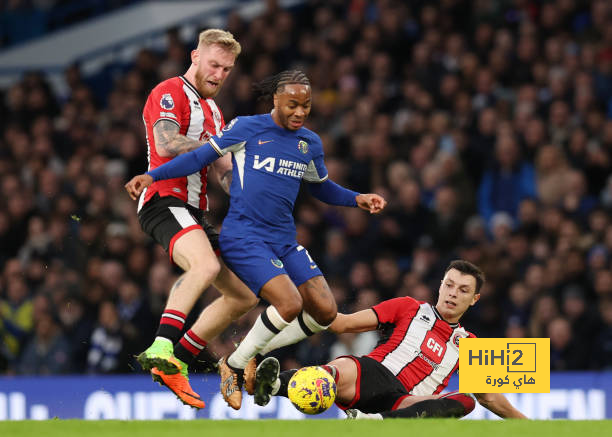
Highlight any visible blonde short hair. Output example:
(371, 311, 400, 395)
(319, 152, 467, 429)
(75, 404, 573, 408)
(198, 29, 241, 57)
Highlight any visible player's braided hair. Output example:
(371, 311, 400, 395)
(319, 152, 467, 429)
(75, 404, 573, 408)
(253, 70, 310, 98)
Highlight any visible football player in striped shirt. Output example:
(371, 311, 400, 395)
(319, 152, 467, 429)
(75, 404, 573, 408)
(256, 260, 526, 419)
(134, 29, 258, 409)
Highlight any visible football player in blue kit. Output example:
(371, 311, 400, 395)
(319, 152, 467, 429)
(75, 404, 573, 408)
(125, 70, 386, 410)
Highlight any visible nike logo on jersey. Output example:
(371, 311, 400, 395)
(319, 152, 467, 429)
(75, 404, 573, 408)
(258, 139, 273, 145)
(310, 264, 318, 269)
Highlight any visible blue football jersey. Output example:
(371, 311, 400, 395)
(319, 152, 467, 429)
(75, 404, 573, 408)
(208, 113, 328, 242)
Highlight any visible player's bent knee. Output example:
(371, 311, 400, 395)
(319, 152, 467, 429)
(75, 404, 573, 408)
(242, 292, 259, 309)
(276, 294, 303, 321)
(313, 300, 337, 326)
(190, 258, 221, 286)
(229, 294, 258, 315)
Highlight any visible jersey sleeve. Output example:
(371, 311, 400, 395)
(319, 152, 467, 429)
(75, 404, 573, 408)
(307, 179, 358, 207)
(372, 296, 420, 326)
(147, 142, 220, 181)
(208, 116, 252, 156)
(302, 133, 328, 182)
(145, 80, 189, 129)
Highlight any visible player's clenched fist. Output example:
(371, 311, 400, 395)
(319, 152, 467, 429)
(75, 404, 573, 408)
(356, 193, 387, 214)
(125, 174, 154, 200)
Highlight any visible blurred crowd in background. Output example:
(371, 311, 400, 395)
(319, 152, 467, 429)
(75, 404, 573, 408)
(1, 0, 612, 376)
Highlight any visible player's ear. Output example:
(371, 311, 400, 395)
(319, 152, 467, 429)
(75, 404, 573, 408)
(470, 292, 481, 306)
(273, 93, 279, 108)
(191, 49, 199, 65)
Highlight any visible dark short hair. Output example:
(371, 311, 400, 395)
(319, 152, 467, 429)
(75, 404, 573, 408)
(445, 259, 485, 294)
(253, 70, 310, 98)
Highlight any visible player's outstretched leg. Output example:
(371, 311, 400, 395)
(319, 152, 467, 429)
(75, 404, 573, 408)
(349, 393, 475, 419)
(345, 409, 382, 420)
(151, 362, 205, 409)
(254, 357, 280, 406)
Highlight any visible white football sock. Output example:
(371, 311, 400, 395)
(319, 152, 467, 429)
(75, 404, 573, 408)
(228, 306, 289, 369)
(260, 311, 329, 355)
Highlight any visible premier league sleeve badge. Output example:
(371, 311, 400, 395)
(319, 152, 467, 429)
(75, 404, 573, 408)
(160, 93, 175, 110)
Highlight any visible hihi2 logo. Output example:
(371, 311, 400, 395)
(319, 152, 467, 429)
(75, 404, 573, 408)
(459, 338, 550, 393)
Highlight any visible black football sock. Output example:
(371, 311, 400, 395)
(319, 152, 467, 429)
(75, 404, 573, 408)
(275, 369, 298, 398)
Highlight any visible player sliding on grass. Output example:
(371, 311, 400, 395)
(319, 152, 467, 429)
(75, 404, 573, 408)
(254, 260, 526, 419)
(125, 70, 387, 410)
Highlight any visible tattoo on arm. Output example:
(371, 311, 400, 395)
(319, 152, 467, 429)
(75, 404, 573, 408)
(154, 120, 202, 156)
(219, 169, 232, 195)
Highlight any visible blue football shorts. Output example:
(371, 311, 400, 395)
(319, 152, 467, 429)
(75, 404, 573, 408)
(219, 234, 323, 295)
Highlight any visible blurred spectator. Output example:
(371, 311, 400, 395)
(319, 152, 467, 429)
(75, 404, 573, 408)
(478, 135, 537, 223)
(0, 272, 33, 362)
(592, 298, 612, 369)
(548, 316, 590, 370)
(57, 295, 92, 373)
(87, 301, 126, 373)
(17, 312, 72, 375)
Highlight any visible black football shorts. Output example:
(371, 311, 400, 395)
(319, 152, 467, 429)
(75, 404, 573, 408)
(138, 193, 220, 258)
(335, 355, 410, 413)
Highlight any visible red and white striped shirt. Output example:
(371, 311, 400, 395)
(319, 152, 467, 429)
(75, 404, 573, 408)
(138, 76, 224, 212)
(368, 296, 476, 396)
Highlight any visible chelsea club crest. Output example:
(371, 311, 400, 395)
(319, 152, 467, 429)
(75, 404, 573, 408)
(271, 258, 284, 268)
(298, 140, 308, 154)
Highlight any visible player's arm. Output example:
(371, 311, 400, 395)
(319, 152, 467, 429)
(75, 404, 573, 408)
(473, 393, 527, 419)
(328, 309, 379, 334)
(210, 153, 233, 195)
(307, 180, 386, 214)
(153, 120, 203, 157)
(124, 141, 221, 200)
(305, 135, 386, 213)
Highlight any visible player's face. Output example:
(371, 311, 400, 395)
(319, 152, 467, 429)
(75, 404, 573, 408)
(192, 44, 235, 98)
(273, 84, 311, 130)
(435, 268, 480, 323)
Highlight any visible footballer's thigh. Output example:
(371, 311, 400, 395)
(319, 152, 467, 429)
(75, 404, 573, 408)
(138, 194, 220, 312)
(328, 357, 359, 404)
(283, 243, 337, 325)
(259, 275, 303, 322)
(212, 258, 259, 313)
(297, 276, 337, 326)
(168, 229, 221, 311)
(219, 235, 302, 321)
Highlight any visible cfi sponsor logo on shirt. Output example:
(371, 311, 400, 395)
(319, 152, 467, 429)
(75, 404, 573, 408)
(160, 93, 175, 110)
(298, 140, 308, 154)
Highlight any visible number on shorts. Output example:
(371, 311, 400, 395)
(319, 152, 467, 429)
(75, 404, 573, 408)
(296, 245, 314, 263)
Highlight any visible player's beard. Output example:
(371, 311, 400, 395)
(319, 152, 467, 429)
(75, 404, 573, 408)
(194, 70, 219, 98)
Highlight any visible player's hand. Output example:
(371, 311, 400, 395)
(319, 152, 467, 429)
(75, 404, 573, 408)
(355, 193, 387, 214)
(124, 174, 154, 200)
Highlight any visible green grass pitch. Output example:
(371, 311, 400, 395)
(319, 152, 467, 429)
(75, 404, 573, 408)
(0, 419, 609, 437)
